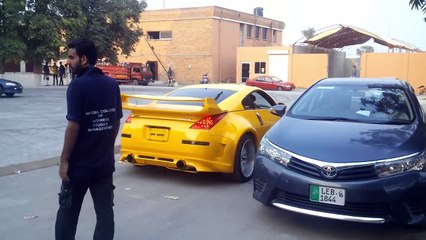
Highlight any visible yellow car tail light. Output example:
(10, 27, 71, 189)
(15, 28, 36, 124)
(125, 114, 133, 123)
(190, 113, 227, 130)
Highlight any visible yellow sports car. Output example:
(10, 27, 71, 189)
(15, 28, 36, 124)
(120, 84, 285, 182)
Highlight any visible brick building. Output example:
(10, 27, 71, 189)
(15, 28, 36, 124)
(118, 6, 285, 84)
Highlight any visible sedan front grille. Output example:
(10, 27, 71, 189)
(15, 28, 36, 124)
(288, 157, 377, 180)
(275, 190, 390, 218)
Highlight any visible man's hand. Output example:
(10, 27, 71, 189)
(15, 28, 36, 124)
(59, 161, 70, 182)
(59, 120, 79, 182)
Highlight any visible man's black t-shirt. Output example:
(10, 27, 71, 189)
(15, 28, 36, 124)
(66, 66, 123, 177)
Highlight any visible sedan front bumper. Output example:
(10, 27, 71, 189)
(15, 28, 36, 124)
(253, 156, 426, 225)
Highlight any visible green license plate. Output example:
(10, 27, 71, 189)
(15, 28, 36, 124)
(310, 185, 345, 206)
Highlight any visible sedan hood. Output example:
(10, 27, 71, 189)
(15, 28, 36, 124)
(266, 117, 425, 163)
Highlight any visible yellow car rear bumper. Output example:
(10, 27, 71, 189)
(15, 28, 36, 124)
(120, 135, 236, 173)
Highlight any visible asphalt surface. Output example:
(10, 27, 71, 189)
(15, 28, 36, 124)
(1, 85, 425, 176)
(0, 83, 303, 176)
(1, 85, 426, 240)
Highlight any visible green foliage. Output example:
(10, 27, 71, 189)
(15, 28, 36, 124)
(356, 45, 375, 55)
(301, 27, 316, 40)
(58, 0, 146, 63)
(0, 0, 146, 72)
(0, 0, 26, 73)
(409, 0, 426, 21)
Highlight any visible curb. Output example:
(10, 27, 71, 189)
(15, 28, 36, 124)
(0, 146, 121, 178)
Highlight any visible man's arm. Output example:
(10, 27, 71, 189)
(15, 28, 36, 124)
(114, 120, 121, 139)
(59, 120, 80, 182)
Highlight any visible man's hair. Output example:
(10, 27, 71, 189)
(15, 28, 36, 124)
(67, 38, 98, 65)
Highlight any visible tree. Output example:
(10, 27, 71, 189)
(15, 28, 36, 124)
(22, 0, 64, 73)
(57, 0, 146, 63)
(0, 0, 26, 74)
(1, 0, 147, 74)
(409, 0, 426, 21)
(301, 27, 316, 40)
(356, 45, 374, 55)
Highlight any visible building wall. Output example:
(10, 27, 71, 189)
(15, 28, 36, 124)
(236, 46, 292, 82)
(118, 8, 215, 84)
(291, 54, 328, 88)
(360, 52, 426, 91)
(236, 46, 328, 88)
(117, 6, 284, 84)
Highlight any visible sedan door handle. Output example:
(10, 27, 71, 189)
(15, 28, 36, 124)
(256, 112, 264, 126)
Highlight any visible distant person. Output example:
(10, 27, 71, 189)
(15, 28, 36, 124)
(67, 64, 74, 82)
(58, 62, 65, 85)
(55, 37, 123, 240)
(352, 65, 358, 77)
(168, 67, 173, 79)
(43, 62, 50, 86)
(51, 62, 59, 85)
(167, 67, 173, 86)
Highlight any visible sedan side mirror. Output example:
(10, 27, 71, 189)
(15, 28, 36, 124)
(270, 104, 287, 117)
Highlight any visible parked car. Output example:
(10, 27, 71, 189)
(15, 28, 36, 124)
(253, 78, 426, 227)
(246, 75, 295, 91)
(120, 84, 286, 182)
(0, 79, 23, 97)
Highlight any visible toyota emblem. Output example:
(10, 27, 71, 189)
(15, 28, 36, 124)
(321, 165, 338, 179)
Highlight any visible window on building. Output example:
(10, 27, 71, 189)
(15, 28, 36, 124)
(247, 25, 252, 38)
(272, 30, 277, 42)
(255, 26, 260, 39)
(147, 31, 173, 40)
(240, 23, 244, 46)
(262, 28, 268, 40)
(255, 62, 266, 74)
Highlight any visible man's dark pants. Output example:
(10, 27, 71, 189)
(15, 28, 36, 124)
(55, 172, 115, 240)
(59, 74, 64, 85)
(53, 74, 58, 85)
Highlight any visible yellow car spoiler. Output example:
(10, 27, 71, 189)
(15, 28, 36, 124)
(121, 94, 226, 116)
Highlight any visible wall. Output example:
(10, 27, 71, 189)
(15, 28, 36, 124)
(290, 54, 328, 88)
(236, 46, 292, 83)
(117, 6, 285, 84)
(118, 8, 215, 84)
(360, 52, 426, 91)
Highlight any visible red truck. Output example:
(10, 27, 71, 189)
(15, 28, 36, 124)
(97, 62, 153, 85)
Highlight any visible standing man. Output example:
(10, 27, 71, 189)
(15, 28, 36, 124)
(43, 62, 50, 86)
(51, 62, 59, 85)
(55, 38, 123, 240)
(58, 61, 66, 86)
(351, 65, 358, 77)
(167, 67, 173, 86)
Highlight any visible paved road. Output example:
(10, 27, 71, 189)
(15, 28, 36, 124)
(0, 85, 302, 172)
(1, 86, 426, 240)
(2, 155, 426, 240)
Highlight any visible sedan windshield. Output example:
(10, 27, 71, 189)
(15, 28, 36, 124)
(288, 85, 414, 124)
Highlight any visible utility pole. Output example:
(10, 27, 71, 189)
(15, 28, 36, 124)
(143, 35, 172, 82)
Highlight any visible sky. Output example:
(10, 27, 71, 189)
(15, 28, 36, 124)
(144, 0, 426, 53)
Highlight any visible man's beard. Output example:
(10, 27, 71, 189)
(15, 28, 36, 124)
(72, 60, 84, 78)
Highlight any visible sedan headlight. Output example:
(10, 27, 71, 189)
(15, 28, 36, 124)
(258, 137, 291, 166)
(375, 152, 425, 177)
(6, 82, 16, 86)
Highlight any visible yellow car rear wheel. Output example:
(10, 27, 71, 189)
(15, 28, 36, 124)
(233, 134, 256, 182)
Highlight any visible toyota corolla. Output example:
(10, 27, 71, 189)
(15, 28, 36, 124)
(253, 78, 426, 227)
